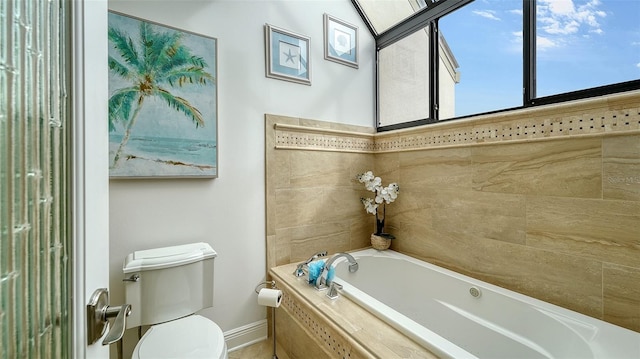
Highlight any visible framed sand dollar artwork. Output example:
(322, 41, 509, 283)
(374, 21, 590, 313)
(323, 14, 358, 69)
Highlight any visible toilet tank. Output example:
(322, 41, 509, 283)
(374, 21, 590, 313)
(123, 242, 217, 329)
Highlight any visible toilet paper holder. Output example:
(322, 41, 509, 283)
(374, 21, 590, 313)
(254, 280, 277, 293)
(255, 280, 279, 359)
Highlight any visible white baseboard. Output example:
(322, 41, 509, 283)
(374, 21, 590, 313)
(224, 319, 268, 352)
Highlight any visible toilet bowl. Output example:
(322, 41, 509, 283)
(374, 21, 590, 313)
(131, 315, 228, 359)
(123, 242, 228, 359)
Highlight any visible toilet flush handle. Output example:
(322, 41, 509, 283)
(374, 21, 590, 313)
(122, 274, 140, 282)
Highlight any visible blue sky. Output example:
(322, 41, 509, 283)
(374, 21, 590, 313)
(440, 0, 640, 117)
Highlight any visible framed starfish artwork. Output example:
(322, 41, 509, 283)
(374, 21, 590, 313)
(264, 24, 311, 85)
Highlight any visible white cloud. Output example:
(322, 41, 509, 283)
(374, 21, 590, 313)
(545, 0, 576, 16)
(473, 10, 501, 21)
(540, 18, 580, 35)
(509, 9, 523, 16)
(512, 31, 523, 45)
(537, 0, 606, 36)
(510, 32, 559, 51)
(537, 35, 559, 51)
(507, 31, 524, 54)
(636, 62, 640, 69)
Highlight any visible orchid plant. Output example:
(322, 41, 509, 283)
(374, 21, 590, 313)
(357, 171, 399, 238)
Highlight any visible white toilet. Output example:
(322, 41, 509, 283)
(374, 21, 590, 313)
(123, 242, 228, 359)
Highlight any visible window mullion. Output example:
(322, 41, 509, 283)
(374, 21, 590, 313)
(431, 21, 439, 121)
(523, 0, 536, 105)
(376, 0, 472, 50)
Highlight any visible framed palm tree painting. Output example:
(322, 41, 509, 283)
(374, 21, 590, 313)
(108, 11, 218, 178)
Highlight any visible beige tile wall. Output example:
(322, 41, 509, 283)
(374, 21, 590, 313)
(388, 134, 640, 330)
(265, 91, 640, 333)
(265, 115, 376, 270)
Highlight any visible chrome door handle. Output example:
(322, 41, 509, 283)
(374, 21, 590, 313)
(86, 288, 132, 345)
(102, 304, 131, 345)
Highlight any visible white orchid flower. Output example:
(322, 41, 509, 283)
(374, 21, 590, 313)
(359, 171, 374, 183)
(360, 197, 378, 214)
(365, 177, 382, 192)
(357, 171, 399, 216)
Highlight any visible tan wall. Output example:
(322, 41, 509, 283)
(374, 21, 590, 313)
(384, 132, 640, 332)
(265, 91, 640, 333)
(265, 115, 377, 270)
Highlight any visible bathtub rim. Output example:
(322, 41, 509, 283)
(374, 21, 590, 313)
(269, 257, 441, 358)
(331, 248, 640, 359)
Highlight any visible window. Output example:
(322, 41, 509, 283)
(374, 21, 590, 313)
(439, 0, 523, 119)
(378, 28, 431, 127)
(357, 0, 427, 34)
(536, 0, 640, 97)
(353, 0, 640, 131)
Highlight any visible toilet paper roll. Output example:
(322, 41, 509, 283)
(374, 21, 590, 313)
(257, 288, 283, 308)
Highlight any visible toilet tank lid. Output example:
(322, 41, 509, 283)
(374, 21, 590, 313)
(123, 242, 217, 273)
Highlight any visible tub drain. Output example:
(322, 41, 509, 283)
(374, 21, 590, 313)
(469, 287, 481, 298)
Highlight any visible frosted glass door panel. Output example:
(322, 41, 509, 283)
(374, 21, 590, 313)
(0, 0, 71, 357)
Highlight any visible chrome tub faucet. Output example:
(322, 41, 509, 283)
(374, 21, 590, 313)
(315, 252, 358, 290)
(293, 250, 328, 277)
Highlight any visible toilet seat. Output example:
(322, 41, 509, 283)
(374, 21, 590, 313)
(132, 315, 228, 359)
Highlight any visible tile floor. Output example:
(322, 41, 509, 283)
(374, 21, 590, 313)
(228, 339, 276, 359)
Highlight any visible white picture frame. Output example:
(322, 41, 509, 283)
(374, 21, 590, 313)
(264, 24, 311, 85)
(323, 14, 358, 69)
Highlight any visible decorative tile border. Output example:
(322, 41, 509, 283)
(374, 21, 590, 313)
(279, 287, 362, 359)
(274, 123, 375, 153)
(272, 91, 640, 153)
(375, 104, 640, 152)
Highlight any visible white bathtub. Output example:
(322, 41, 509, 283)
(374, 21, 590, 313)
(331, 249, 640, 359)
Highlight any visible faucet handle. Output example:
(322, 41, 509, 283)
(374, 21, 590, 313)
(294, 251, 328, 277)
(293, 264, 306, 277)
(326, 282, 343, 299)
(316, 278, 328, 290)
(304, 251, 328, 264)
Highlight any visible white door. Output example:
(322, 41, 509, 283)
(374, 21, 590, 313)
(72, 0, 111, 358)
(1, 0, 109, 358)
